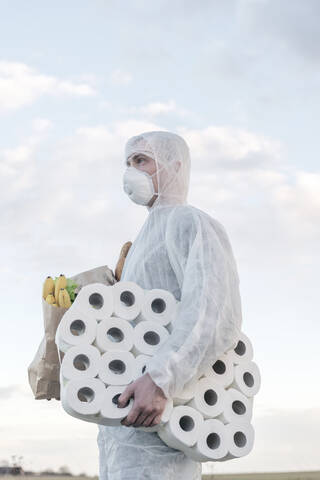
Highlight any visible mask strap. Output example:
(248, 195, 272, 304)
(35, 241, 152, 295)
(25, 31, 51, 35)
(149, 164, 167, 199)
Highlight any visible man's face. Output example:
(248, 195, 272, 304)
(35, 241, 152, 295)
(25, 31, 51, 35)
(126, 153, 158, 207)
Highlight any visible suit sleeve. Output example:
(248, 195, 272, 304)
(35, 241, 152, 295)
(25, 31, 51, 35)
(144, 207, 242, 399)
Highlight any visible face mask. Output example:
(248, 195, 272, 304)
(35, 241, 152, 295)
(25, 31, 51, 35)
(123, 166, 158, 206)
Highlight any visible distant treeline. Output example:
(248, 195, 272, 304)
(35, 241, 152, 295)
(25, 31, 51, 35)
(0, 467, 73, 477)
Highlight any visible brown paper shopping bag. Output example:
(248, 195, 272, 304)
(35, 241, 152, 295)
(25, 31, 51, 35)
(27, 264, 116, 401)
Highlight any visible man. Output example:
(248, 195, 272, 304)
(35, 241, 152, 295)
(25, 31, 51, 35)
(97, 131, 242, 479)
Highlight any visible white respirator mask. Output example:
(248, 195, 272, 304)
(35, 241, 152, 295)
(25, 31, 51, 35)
(123, 166, 158, 206)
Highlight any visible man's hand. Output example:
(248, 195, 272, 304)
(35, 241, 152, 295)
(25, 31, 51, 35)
(117, 373, 167, 428)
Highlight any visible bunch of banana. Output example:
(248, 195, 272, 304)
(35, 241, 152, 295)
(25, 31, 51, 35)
(58, 288, 72, 308)
(42, 274, 72, 308)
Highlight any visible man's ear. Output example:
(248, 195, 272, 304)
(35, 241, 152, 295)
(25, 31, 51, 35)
(174, 161, 181, 173)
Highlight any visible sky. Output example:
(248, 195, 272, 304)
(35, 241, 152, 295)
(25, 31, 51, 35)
(0, 0, 319, 476)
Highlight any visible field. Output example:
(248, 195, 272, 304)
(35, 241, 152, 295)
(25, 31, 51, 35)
(2, 472, 320, 480)
(203, 472, 320, 480)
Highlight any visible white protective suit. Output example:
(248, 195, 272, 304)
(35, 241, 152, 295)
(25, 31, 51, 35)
(97, 131, 243, 480)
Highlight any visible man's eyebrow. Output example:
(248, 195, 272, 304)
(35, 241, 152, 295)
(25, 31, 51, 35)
(126, 153, 146, 163)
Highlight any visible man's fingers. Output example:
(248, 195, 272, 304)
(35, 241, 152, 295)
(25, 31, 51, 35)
(150, 414, 162, 427)
(117, 385, 134, 408)
(121, 401, 156, 427)
(142, 413, 158, 428)
(132, 411, 149, 428)
(121, 406, 142, 426)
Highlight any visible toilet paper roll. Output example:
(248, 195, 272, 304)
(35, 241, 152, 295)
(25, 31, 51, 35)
(74, 283, 114, 320)
(94, 316, 134, 353)
(133, 354, 151, 380)
(59, 371, 101, 424)
(60, 371, 68, 388)
(99, 385, 134, 426)
(138, 289, 177, 326)
(173, 377, 198, 406)
(182, 419, 229, 462)
(61, 344, 101, 381)
(166, 322, 174, 334)
(227, 332, 254, 365)
(204, 353, 234, 387)
(217, 388, 253, 424)
(187, 377, 227, 418)
(137, 398, 174, 432)
(112, 281, 145, 321)
(230, 361, 261, 397)
(219, 422, 255, 459)
(55, 307, 97, 353)
(157, 405, 204, 450)
(132, 321, 169, 356)
(98, 350, 135, 385)
(60, 371, 131, 427)
(61, 377, 106, 415)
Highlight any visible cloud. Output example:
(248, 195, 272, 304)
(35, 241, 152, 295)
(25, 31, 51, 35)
(110, 68, 133, 86)
(32, 118, 53, 133)
(116, 100, 194, 120)
(181, 125, 285, 171)
(0, 61, 96, 112)
(175, 124, 320, 270)
(136, 100, 192, 118)
(139, 100, 177, 116)
(271, 170, 320, 246)
(0, 118, 53, 199)
(0, 384, 28, 400)
(0, 118, 163, 275)
(2, 144, 35, 166)
(238, 0, 320, 65)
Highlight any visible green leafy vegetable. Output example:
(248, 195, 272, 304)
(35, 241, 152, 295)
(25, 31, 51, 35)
(66, 278, 78, 302)
(53, 276, 78, 303)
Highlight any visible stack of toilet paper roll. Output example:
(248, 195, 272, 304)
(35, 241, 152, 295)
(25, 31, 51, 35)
(158, 333, 261, 462)
(56, 282, 174, 428)
(55, 281, 261, 463)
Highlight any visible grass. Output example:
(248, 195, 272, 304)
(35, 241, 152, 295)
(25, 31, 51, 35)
(1, 472, 320, 480)
(203, 472, 320, 480)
